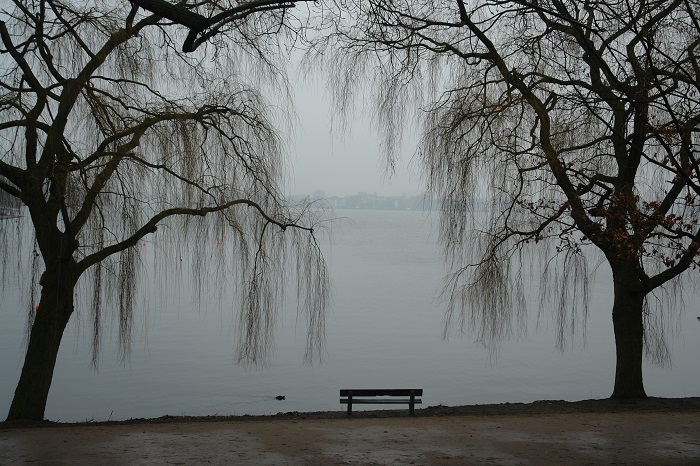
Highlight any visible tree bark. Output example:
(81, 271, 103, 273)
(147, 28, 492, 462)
(6, 269, 76, 421)
(610, 264, 647, 399)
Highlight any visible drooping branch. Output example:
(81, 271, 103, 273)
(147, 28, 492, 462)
(0, 21, 48, 97)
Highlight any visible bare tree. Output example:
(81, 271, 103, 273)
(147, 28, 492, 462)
(0, 0, 328, 421)
(317, 0, 700, 398)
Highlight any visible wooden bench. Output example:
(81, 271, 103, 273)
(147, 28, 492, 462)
(339, 389, 423, 416)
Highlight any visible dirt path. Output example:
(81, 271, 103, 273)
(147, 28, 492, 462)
(2, 399, 699, 465)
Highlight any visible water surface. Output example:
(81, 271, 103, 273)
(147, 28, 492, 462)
(0, 209, 698, 421)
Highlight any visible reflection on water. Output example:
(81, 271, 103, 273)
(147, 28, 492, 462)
(0, 209, 698, 422)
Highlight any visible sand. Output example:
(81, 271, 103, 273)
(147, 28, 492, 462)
(1, 398, 699, 465)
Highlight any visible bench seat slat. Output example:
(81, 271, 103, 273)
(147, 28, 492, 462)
(339, 389, 423, 397)
(340, 399, 422, 404)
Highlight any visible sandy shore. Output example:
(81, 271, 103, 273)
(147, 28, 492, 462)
(1, 398, 699, 465)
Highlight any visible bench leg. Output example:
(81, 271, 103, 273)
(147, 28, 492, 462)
(410, 391, 415, 416)
(347, 394, 353, 416)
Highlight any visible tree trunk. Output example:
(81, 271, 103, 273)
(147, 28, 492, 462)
(6, 270, 76, 421)
(610, 264, 647, 399)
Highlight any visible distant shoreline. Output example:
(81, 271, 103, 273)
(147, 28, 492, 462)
(290, 192, 432, 211)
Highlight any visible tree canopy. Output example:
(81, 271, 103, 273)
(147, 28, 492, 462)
(317, 0, 700, 397)
(0, 0, 327, 420)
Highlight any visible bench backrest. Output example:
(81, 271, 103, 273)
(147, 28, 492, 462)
(340, 389, 422, 397)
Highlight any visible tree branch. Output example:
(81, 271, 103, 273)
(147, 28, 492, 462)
(76, 198, 311, 274)
(131, 0, 312, 52)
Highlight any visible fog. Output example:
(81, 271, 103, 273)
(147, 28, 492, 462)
(286, 70, 422, 197)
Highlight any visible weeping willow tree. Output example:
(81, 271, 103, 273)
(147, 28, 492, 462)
(316, 0, 700, 398)
(0, 0, 328, 421)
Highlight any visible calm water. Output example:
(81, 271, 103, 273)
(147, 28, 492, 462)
(1, 209, 698, 421)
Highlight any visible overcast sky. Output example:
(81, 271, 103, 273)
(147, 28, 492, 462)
(285, 72, 423, 198)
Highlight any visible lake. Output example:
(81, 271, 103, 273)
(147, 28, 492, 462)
(0, 209, 698, 422)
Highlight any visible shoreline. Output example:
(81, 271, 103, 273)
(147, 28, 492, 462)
(4, 396, 699, 429)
